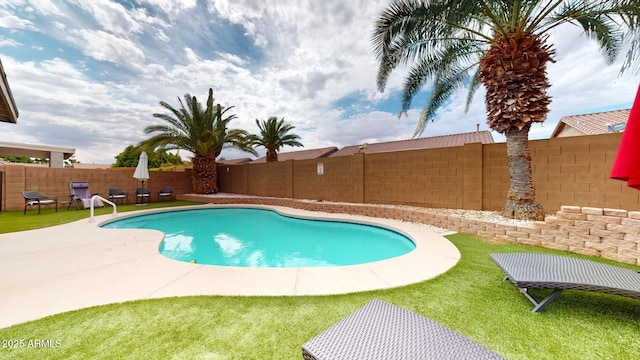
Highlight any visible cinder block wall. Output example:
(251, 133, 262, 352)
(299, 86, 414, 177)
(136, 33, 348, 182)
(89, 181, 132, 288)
(364, 146, 466, 208)
(1, 167, 192, 211)
(3, 133, 632, 213)
(246, 161, 293, 198)
(528, 134, 635, 211)
(293, 155, 362, 203)
(218, 133, 635, 214)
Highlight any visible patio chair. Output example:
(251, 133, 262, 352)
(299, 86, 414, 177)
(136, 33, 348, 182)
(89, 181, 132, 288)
(21, 191, 58, 215)
(108, 188, 129, 204)
(68, 181, 103, 209)
(158, 186, 174, 201)
(490, 253, 640, 312)
(302, 299, 504, 360)
(136, 187, 151, 204)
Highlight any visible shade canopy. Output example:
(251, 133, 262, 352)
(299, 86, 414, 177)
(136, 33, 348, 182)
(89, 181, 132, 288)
(610, 85, 640, 189)
(133, 151, 150, 182)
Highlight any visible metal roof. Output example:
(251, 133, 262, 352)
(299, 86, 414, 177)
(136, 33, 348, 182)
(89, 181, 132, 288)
(330, 130, 494, 157)
(218, 158, 253, 165)
(251, 146, 338, 163)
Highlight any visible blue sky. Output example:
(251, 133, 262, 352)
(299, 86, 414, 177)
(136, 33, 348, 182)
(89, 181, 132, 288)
(0, 0, 638, 164)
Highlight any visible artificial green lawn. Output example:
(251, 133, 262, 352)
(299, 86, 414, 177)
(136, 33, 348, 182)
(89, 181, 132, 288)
(1, 230, 639, 359)
(0, 200, 205, 234)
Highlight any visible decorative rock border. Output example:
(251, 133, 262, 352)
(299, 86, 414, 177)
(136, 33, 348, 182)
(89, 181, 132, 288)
(179, 195, 640, 266)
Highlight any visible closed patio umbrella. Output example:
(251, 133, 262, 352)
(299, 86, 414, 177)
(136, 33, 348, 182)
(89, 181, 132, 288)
(611, 85, 640, 189)
(133, 151, 150, 204)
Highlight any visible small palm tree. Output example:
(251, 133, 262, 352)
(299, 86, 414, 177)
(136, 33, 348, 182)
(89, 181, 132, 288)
(140, 88, 256, 193)
(373, 0, 640, 220)
(249, 117, 303, 162)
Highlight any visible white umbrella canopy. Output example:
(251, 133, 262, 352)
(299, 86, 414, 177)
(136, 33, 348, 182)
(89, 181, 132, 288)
(133, 151, 150, 182)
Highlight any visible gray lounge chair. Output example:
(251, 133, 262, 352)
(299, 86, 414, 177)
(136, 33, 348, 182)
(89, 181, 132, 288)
(490, 253, 640, 312)
(21, 191, 58, 215)
(158, 186, 174, 201)
(302, 299, 504, 360)
(68, 181, 103, 209)
(108, 188, 128, 204)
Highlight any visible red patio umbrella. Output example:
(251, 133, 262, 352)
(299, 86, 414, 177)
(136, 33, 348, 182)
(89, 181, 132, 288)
(611, 84, 640, 189)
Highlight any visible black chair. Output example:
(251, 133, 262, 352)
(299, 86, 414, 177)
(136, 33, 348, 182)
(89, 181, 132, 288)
(21, 191, 58, 215)
(136, 188, 151, 204)
(108, 188, 129, 204)
(158, 186, 174, 201)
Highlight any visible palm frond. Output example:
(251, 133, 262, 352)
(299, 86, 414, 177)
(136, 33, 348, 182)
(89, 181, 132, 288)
(140, 88, 253, 158)
(249, 116, 304, 156)
(373, 0, 640, 135)
(414, 65, 474, 137)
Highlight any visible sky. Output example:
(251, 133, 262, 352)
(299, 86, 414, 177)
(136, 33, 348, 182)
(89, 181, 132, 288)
(0, 0, 638, 165)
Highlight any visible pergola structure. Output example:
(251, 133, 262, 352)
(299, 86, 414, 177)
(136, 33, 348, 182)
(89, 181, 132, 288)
(0, 141, 75, 168)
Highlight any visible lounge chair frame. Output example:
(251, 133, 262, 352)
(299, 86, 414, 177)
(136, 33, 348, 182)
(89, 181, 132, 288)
(302, 299, 504, 359)
(68, 181, 103, 209)
(490, 253, 640, 312)
(22, 191, 58, 215)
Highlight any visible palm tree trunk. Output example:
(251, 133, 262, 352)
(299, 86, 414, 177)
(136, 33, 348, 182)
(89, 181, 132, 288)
(502, 123, 544, 220)
(192, 154, 218, 194)
(266, 148, 278, 162)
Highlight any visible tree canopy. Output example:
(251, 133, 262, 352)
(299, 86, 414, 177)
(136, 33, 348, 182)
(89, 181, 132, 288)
(113, 145, 183, 168)
(249, 117, 303, 162)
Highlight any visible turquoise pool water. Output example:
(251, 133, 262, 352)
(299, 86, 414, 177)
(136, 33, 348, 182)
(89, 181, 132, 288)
(101, 208, 416, 267)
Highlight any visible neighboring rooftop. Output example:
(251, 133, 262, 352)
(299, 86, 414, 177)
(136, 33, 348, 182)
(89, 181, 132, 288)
(551, 109, 630, 138)
(218, 158, 253, 165)
(72, 163, 112, 170)
(0, 59, 18, 124)
(329, 130, 494, 157)
(251, 146, 338, 164)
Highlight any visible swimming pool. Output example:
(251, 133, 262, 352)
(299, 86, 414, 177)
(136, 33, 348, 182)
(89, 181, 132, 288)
(102, 207, 416, 267)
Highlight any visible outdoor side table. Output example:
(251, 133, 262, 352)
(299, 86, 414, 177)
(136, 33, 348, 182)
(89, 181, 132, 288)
(302, 299, 504, 360)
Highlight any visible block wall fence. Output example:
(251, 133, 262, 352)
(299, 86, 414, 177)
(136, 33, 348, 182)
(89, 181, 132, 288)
(217, 133, 639, 213)
(0, 166, 193, 211)
(3, 134, 630, 213)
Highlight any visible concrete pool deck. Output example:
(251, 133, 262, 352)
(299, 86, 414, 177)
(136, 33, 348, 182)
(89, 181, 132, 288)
(0, 204, 460, 329)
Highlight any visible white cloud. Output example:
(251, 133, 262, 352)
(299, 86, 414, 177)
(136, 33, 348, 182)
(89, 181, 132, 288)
(0, 13, 36, 30)
(0, 0, 638, 165)
(24, 0, 64, 16)
(0, 34, 19, 46)
(69, 29, 145, 68)
(139, 0, 196, 18)
(184, 47, 200, 64)
(71, 0, 142, 36)
(0, 56, 157, 163)
(155, 28, 169, 42)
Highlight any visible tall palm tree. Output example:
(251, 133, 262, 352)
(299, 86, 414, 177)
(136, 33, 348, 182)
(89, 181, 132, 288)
(373, 0, 640, 220)
(249, 117, 303, 162)
(140, 88, 256, 193)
